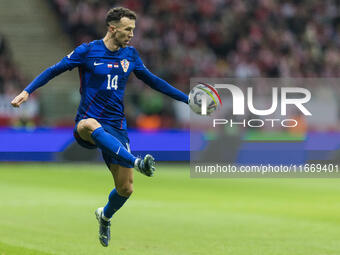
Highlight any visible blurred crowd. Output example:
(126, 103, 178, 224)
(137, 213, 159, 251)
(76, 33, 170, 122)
(51, 0, 340, 78)
(49, 0, 340, 129)
(1, 0, 338, 129)
(0, 34, 38, 127)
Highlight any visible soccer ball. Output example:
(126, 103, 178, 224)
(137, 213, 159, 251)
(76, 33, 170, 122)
(188, 83, 220, 115)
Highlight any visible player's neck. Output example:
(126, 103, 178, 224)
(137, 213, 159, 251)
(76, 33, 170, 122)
(103, 35, 120, 52)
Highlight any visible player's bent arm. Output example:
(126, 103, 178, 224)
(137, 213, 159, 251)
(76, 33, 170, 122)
(134, 68, 189, 104)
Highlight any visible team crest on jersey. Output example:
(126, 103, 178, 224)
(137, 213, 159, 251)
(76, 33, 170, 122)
(120, 59, 130, 72)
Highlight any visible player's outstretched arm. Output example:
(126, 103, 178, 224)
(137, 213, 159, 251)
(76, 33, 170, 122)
(133, 49, 188, 104)
(134, 68, 188, 104)
(9, 62, 68, 108)
(10, 43, 89, 108)
(11, 90, 29, 108)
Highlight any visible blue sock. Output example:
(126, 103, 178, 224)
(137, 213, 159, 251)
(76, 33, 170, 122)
(91, 127, 137, 167)
(103, 188, 129, 219)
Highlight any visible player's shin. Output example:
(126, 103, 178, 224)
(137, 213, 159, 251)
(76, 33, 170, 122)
(103, 188, 129, 219)
(91, 127, 137, 167)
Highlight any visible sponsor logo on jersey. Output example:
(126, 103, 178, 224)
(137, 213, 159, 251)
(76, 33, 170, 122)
(94, 61, 104, 66)
(120, 59, 130, 72)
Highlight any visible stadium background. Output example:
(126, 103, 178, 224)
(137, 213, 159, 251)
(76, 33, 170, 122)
(1, 0, 340, 162)
(1, 0, 340, 254)
(2, 0, 340, 129)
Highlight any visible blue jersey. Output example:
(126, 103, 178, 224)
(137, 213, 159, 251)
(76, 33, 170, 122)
(25, 39, 188, 130)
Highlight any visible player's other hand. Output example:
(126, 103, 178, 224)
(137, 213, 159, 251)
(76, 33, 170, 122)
(11, 90, 29, 108)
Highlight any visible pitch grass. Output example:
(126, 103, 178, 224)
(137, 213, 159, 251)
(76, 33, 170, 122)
(1, 164, 340, 255)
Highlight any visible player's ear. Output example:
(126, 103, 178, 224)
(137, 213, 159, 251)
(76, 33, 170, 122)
(108, 25, 116, 33)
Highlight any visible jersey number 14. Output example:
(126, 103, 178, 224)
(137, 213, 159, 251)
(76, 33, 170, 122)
(107, 74, 118, 90)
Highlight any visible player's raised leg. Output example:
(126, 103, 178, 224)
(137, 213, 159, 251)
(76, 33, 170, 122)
(95, 164, 133, 247)
(77, 118, 137, 165)
(77, 118, 156, 176)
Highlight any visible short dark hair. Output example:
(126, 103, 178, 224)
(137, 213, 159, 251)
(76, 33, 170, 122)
(105, 7, 137, 26)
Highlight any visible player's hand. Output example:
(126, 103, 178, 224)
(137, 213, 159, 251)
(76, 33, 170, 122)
(11, 90, 29, 108)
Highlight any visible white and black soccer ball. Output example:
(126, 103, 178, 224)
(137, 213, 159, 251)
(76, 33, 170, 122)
(188, 84, 221, 115)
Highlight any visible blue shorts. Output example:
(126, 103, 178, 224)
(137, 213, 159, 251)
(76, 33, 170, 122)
(73, 121, 132, 168)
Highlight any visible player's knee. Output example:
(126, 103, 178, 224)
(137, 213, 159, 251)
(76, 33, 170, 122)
(116, 184, 133, 197)
(78, 118, 101, 134)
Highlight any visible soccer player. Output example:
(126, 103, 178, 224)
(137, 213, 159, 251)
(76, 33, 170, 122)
(11, 7, 188, 247)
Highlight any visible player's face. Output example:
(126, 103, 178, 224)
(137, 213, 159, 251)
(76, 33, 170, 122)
(111, 17, 135, 47)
